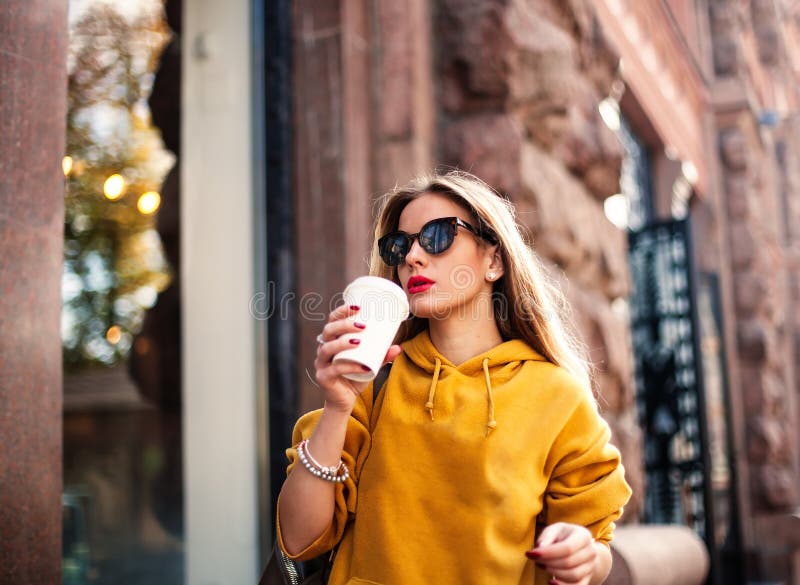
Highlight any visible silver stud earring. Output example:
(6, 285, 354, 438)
(487, 272, 495, 281)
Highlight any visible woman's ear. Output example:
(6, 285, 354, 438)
(486, 246, 505, 282)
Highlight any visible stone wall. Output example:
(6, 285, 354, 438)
(707, 0, 800, 580)
(709, 0, 800, 518)
(437, 0, 643, 520)
(718, 119, 798, 512)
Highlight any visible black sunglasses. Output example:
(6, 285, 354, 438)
(378, 216, 496, 266)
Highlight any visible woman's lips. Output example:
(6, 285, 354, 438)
(407, 275, 434, 294)
(408, 282, 434, 294)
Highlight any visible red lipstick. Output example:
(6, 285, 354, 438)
(407, 275, 435, 294)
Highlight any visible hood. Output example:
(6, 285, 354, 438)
(401, 329, 547, 436)
(402, 329, 546, 374)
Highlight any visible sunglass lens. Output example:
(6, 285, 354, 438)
(379, 233, 410, 266)
(419, 219, 455, 254)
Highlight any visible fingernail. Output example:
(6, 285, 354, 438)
(361, 365, 371, 371)
(354, 322, 366, 329)
(349, 305, 360, 311)
(349, 338, 361, 345)
(525, 550, 541, 559)
(549, 580, 559, 585)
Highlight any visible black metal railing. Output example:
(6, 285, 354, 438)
(628, 218, 742, 584)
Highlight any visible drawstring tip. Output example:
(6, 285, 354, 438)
(426, 357, 441, 423)
(425, 402, 435, 421)
(482, 358, 496, 438)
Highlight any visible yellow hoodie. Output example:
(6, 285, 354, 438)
(277, 330, 632, 585)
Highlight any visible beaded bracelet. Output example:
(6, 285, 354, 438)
(296, 439, 350, 483)
(303, 439, 344, 475)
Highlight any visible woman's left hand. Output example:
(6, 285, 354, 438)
(525, 522, 599, 585)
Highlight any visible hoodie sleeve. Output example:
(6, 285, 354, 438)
(543, 385, 632, 545)
(275, 387, 375, 561)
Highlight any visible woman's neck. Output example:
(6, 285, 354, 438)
(428, 316, 504, 366)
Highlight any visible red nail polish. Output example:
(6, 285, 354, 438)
(526, 550, 541, 559)
(361, 365, 371, 371)
(354, 322, 366, 329)
(349, 338, 360, 345)
(349, 305, 360, 311)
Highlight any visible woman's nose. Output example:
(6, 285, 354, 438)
(404, 237, 427, 267)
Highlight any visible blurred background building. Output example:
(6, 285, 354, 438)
(1, 0, 798, 584)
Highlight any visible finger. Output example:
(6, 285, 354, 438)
(533, 539, 590, 563)
(329, 334, 364, 358)
(382, 344, 403, 365)
(320, 316, 366, 343)
(316, 336, 363, 367)
(534, 524, 593, 559)
(549, 563, 593, 585)
(327, 303, 360, 325)
(536, 523, 572, 549)
(538, 567, 590, 585)
(318, 360, 372, 387)
(534, 541, 595, 567)
(537, 544, 595, 570)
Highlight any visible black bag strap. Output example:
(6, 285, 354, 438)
(373, 362, 392, 401)
(369, 362, 392, 428)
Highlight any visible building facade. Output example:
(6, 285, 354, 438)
(1, 0, 798, 584)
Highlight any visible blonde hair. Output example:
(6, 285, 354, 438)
(368, 170, 593, 393)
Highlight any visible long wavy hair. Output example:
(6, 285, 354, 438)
(368, 170, 593, 392)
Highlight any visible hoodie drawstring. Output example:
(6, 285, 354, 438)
(423, 355, 496, 436)
(483, 358, 497, 436)
(425, 357, 441, 420)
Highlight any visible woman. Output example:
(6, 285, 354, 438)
(277, 171, 632, 585)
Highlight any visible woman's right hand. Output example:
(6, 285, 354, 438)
(314, 303, 402, 413)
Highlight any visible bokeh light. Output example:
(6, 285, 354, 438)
(137, 191, 161, 214)
(106, 325, 122, 344)
(598, 98, 621, 132)
(604, 193, 628, 230)
(103, 173, 126, 200)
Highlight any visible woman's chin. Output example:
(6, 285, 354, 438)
(409, 298, 454, 320)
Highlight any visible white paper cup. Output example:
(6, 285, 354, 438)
(332, 276, 409, 381)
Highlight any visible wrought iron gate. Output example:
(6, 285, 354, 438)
(628, 218, 742, 584)
(629, 219, 709, 532)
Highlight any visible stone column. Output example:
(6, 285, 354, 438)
(608, 525, 709, 585)
(292, 0, 373, 414)
(0, 1, 69, 584)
